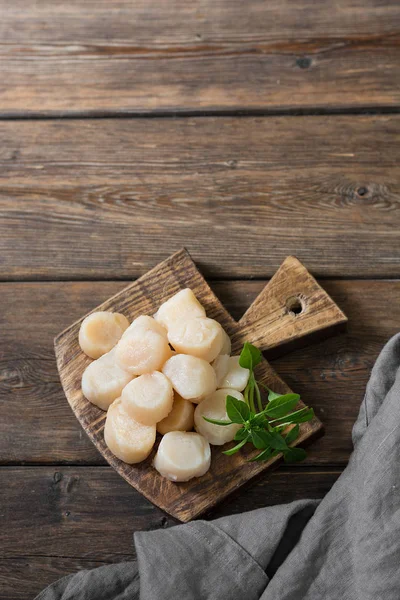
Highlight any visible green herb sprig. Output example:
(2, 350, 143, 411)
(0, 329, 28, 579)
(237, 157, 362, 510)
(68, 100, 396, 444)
(203, 342, 314, 463)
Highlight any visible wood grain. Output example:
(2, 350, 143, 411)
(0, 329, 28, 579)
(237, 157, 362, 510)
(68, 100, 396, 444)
(1, 0, 398, 595)
(55, 250, 338, 521)
(238, 255, 347, 357)
(1, 1, 400, 114)
(0, 466, 340, 600)
(1, 279, 398, 467)
(0, 117, 399, 280)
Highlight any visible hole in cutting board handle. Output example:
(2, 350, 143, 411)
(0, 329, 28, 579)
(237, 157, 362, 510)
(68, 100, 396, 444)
(286, 295, 304, 316)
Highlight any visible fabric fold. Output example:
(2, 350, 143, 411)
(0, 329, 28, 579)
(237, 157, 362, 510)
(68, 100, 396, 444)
(134, 520, 268, 600)
(34, 562, 139, 600)
(35, 333, 400, 600)
(214, 499, 318, 573)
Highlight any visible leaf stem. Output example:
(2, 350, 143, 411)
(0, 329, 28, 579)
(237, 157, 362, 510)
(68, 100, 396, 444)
(269, 407, 312, 425)
(248, 382, 256, 414)
(223, 437, 248, 456)
(257, 381, 269, 390)
(254, 380, 263, 412)
(244, 386, 250, 407)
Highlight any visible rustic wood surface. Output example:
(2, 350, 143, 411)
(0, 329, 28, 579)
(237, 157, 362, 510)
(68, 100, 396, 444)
(0, 117, 399, 280)
(1, 279, 398, 468)
(1, 0, 400, 596)
(1, 1, 400, 114)
(55, 250, 346, 521)
(0, 467, 340, 600)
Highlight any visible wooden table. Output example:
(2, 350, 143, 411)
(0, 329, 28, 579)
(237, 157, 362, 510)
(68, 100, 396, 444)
(1, 2, 400, 598)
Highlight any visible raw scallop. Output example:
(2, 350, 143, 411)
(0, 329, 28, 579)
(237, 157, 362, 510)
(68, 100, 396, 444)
(218, 356, 250, 391)
(79, 311, 129, 359)
(81, 348, 133, 411)
(212, 354, 230, 387)
(122, 315, 168, 340)
(220, 329, 232, 355)
(167, 317, 224, 362)
(153, 431, 211, 481)
(154, 288, 206, 329)
(115, 328, 171, 375)
(162, 354, 217, 402)
(104, 398, 156, 464)
(157, 393, 195, 435)
(194, 388, 245, 445)
(121, 371, 174, 426)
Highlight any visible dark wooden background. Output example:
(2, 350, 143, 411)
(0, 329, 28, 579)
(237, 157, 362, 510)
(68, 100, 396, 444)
(1, 1, 400, 598)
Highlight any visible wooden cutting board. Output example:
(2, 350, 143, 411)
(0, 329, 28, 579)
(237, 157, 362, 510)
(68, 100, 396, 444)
(54, 249, 347, 521)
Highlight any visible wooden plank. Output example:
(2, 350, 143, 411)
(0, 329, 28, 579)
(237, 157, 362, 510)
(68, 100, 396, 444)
(1, 279, 399, 466)
(56, 250, 335, 521)
(1, 1, 400, 113)
(0, 466, 339, 599)
(0, 116, 399, 280)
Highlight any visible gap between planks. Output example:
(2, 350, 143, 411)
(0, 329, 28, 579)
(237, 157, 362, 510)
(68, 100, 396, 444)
(0, 465, 345, 473)
(0, 276, 399, 284)
(1, 106, 400, 120)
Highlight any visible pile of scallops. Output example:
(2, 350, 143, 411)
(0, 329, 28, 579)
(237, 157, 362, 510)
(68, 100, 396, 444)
(79, 289, 250, 482)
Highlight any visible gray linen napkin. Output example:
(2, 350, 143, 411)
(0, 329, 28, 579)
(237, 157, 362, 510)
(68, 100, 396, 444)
(36, 333, 400, 600)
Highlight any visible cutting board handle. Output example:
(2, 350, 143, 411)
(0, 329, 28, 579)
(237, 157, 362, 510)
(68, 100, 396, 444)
(235, 256, 347, 358)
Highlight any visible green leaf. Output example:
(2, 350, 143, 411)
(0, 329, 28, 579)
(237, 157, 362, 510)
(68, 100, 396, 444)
(271, 407, 314, 426)
(283, 447, 307, 463)
(264, 394, 300, 419)
(266, 430, 289, 451)
(251, 429, 272, 449)
(250, 412, 268, 427)
(295, 408, 314, 423)
(202, 416, 233, 426)
(250, 448, 280, 462)
(210, 348, 311, 468)
(238, 343, 252, 370)
(226, 395, 250, 424)
(223, 437, 249, 456)
(284, 424, 300, 445)
(239, 342, 262, 370)
(258, 381, 283, 402)
(234, 427, 249, 441)
(249, 446, 272, 461)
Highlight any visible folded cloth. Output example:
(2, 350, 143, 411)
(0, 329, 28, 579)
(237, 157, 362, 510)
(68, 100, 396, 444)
(36, 333, 400, 600)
